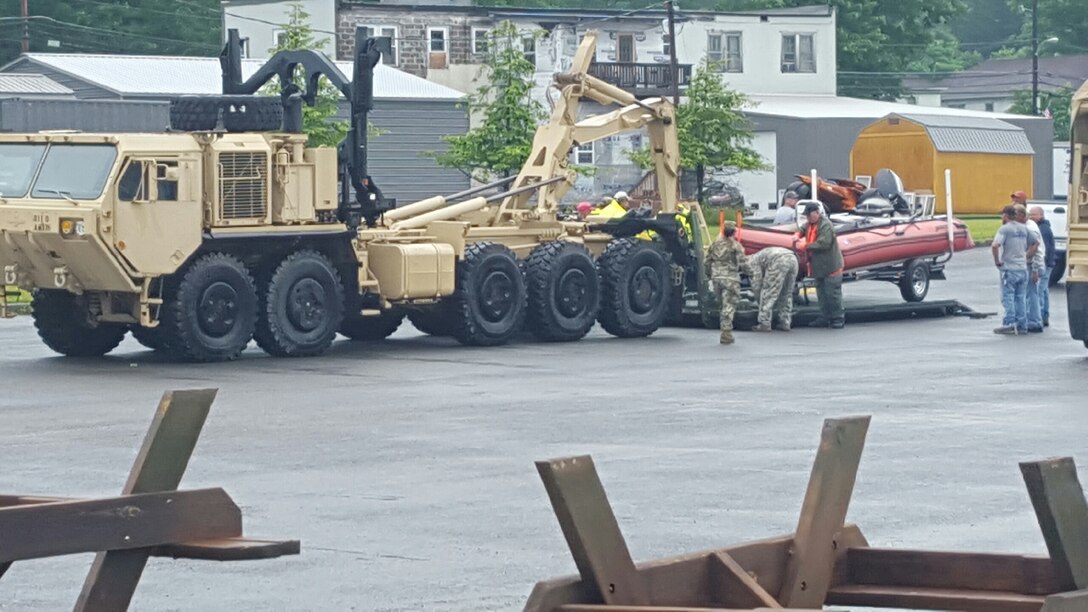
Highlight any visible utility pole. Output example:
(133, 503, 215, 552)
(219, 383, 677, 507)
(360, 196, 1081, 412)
(665, 0, 680, 108)
(20, 0, 29, 54)
(1031, 0, 1039, 115)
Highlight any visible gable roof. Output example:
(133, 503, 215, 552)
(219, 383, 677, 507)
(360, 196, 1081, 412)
(5, 53, 464, 101)
(903, 54, 1088, 100)
(744, 93, 1031, 120)
(0, 73, 73, 96)
(886, 113, 1034, 155)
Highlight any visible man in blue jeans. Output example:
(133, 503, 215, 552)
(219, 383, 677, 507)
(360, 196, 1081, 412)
(991, 205, 1038, 335)
(1029, 205, 1057, 327)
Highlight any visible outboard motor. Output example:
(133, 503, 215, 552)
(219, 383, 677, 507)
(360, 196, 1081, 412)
(872, 168, 912, 214)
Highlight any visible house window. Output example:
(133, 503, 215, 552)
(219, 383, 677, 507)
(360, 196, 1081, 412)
(617, 34, 634, 63)
(472, 28, 489, 55)
(781, 33, 815, 73)
(273, 30, 287, 49)
(985, 102, 995, 112)
(707, 33, 742, 73)
(522, 37, 536, 67)
(429, 28, 447, 53)
(240, 37, 251, 58)
(362, 26, 398, 65)
(573, 143, 594, 165)
(662, 33, 671, 56)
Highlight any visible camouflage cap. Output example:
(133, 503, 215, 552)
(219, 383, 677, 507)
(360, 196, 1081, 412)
(723, 220, 736, 230)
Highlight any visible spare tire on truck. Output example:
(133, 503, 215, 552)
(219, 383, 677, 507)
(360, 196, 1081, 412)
(169, 95, 282, 132)
(596, 238, 671, 338)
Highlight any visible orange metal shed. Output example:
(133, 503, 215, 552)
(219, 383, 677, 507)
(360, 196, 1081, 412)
(850, 113, 1035, 214)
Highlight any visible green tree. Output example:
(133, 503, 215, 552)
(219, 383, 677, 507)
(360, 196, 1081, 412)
(0, 0, 221, 64)
(261, 4, 350, 148)
(906, 29, 981, 73)
(429, 21, 546, 181)
(631, 62, 766, 203)
(1009, 85, 1074, 141)
(1003, 0, 1088, 58)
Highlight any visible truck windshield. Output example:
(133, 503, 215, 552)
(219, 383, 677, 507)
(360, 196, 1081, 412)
(0, 143, 47, 198)
(31, 144, 117, 200)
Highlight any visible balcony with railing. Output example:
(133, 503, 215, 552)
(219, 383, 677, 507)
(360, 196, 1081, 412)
(587, 62, 692, 98)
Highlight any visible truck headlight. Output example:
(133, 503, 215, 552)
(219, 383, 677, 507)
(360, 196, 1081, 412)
(59, 218, 86, 239)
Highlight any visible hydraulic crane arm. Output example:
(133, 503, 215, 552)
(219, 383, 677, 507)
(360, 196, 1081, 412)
(494, 30, 680, 223)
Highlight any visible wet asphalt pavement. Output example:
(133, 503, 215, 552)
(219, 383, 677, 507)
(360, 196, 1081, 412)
(0, 246, 1085, 611)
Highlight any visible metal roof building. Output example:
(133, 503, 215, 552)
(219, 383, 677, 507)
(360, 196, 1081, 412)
(0, 73, 73, 97)
(732, 94, 1055, 213)
(0, 52, 470, 203)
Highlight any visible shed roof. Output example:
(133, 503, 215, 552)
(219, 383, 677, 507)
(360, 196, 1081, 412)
(0, 73, 73, 96)
(883, 113, 1035, 155)
(5, 53, 464, 101)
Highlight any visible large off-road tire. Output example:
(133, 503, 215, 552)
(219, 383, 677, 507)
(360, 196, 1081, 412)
(169, 95, 282, 132)
(1050, 253, 1066, 286)
(130, 325, 167, 352)
(31, 290, 127, 357)
(899, 259, 930, 302)
(340, 311, 404, 341)
(407, 309, 454, 337)
(449, 242, 527, 346)
(525, 241, 599, 342)
(596, 238, 671, 338)
(255, 250, 345, 358)
(160, 253, 258, 362)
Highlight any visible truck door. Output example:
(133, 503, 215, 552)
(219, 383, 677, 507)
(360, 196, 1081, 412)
(111, 156, 202, 275)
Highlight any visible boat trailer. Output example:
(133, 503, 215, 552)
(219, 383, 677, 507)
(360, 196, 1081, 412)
(525, 416, 1088, 611)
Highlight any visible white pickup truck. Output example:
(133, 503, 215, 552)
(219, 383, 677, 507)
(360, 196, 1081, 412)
(1030, 200, 1070, 285)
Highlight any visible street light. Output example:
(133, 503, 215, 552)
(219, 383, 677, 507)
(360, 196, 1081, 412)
(1032, 36, 1059, 116)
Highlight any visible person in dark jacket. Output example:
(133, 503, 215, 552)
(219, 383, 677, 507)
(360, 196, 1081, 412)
(1030, 206, 1057, 327)
(801, 202, 845, 328)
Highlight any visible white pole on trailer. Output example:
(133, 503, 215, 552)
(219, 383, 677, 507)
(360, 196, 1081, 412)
(944, 168, 955, 255)
(810, 168, 819, 213)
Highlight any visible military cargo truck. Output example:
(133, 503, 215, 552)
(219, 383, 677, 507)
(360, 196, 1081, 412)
(0, 28, 698, 361)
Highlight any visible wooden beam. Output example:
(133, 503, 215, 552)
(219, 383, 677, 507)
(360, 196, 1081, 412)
(710, 552, 781, 608)
(536, 455, 650, 605)
(779, 416, 870, 608)
(827, 584, 1045, 611)
(1021, 458, 1088, 590)
(152, 537, 301, 561)
(0, 488, 241, 563)
(76, 388, 217, 612)
(841, 547, 1061, 595)
(1042, 589, 1088, 611)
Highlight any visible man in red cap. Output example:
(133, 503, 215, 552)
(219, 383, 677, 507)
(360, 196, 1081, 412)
(1010, 190, 1028, 205)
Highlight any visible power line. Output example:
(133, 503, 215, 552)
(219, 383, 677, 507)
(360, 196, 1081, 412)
(0, 15, 221, 52)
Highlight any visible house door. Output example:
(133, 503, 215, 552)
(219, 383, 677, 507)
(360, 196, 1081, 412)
(618, 34, 634, 63)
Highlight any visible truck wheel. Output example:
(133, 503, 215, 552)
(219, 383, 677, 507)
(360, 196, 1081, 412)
(596, 238, 671, 338)
(340, 311, 404, 341)
(899, 259, 930, 302)
(130, 326, 167, 351)
(525, 241, 599, 342)
(449, 242, 526, 346)
(160, 253, 258, 362)
(407, 309, 454, 337)
(222, 97, 283, 132)
(31, 290, 127, 357)
(169, 95, 282, 132)
(255, 250, 344, 357)
(1050, 254, 1066, 286)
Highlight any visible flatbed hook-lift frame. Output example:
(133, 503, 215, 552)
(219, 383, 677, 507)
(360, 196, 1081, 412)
(526, 416, 1088, 612)
(0, 389, 298, 611)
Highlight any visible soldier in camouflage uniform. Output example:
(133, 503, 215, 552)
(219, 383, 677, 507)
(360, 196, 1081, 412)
(704, 221, 751, 344)
(747, 246, 799, 332)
